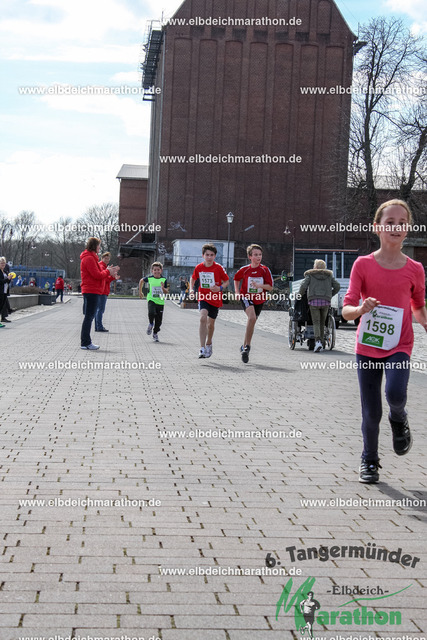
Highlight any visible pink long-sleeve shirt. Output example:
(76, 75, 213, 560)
(343, 253, 426, 358)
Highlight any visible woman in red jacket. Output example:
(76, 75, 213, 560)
(80, 237, 119, 350)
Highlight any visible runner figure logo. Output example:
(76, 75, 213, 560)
(299, 591, 321, 638)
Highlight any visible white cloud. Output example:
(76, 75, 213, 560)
(38, 89, 150, 137)
(25, 0, 142, 40)
(110, 70, 141, 83)
(385, 0, 427, 33)
(0, 2, 157, 225)
(0, 0, 188, 61)
(0, 0, 146, 61)
(145, 0, 182, 21)
(8, 43, 141, 64)
(0, 151, 146, 222)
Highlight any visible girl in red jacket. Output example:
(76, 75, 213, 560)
(95, 252, 116, 332)
(80, 238, 119, 350)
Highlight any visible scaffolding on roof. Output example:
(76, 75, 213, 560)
(141, 21, 163, 101)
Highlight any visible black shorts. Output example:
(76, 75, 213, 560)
(303, 614, 315, 624)
(198, 300, 219, 319)
(241, 299, 264, 317)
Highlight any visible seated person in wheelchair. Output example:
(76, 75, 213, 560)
(299, 260, 340, 352)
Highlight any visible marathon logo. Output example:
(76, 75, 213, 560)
(276, 577, 409, 634)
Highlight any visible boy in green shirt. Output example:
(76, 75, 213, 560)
(139, 262, 169, 342)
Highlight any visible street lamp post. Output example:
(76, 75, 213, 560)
(226, 211, 234, 269)
(284, 221, 295, 279)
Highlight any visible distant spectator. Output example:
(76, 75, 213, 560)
(1, 259, 13, 319)
(299, 259, 340, 353)
(55, 275, 65, 302)
(179, 276, 189, 305)
(0, 257, 12, 326)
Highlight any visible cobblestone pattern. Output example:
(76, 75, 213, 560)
(0, 298, 425, 638)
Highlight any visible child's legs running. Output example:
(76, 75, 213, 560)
(199, 308, 208, 347)
(356, 354, 384, 461)
(148, 300, 156, 325)
(244, 305, 257, 346)
(384, 352, 410, 422)
(153, 304, 164, 333)
(206, 316, 215, 345)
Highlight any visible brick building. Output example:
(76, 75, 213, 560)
(118, 0, 425, 279)
(116, 164, 153, 281)
(143, 0, 356, 271)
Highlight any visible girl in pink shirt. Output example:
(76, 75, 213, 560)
(343, 199, 427, 484)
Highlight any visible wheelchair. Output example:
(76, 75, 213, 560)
(288, 292, 336, 350)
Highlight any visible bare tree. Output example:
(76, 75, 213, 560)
(0, 214, 13, 258)
(349, 17, 424, 217)
(11, 211, 40, 265)
(47, 217, 83, 277)
(391, 109, 427, 199)
(77, 203, 119, 256)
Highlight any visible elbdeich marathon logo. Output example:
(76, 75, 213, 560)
(275, 576, 412, 636)
(270, 542, 420, 636)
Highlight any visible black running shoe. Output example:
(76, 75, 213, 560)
(359, 460, 382, 484)
(389, 417, 412, 456)
(240, 344, 250, 363)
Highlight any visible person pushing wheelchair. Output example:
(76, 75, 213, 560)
(299, 260, 340, 352)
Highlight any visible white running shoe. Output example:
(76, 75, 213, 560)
(81, 343, 100, 350)
(314, 340, 322, 352)
(198, 347, 206, 358)
(204, 344, 212, 358)
(146, 323, 154, 335)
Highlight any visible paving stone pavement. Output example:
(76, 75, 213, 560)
(0, 297, 426, 640)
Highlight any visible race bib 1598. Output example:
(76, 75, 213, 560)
(358, 305, 403, 351)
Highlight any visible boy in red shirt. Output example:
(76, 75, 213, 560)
(234, 244, 273, 363)
(190, 244, 229, 358)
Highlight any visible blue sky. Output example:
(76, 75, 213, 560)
(0, 0, 425, 224)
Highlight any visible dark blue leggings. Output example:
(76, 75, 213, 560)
(81, 293, 100, 347)
(356, 352, 410, 462)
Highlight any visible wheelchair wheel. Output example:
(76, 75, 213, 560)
(325, 314, 336, 350)
(288, 317, 297, 349)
